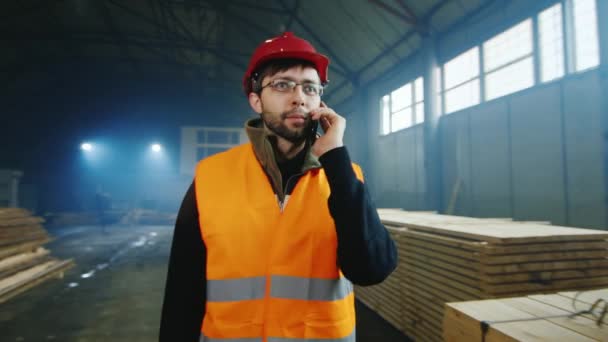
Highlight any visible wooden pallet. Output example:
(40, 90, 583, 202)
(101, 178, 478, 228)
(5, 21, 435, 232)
(444, 288, 608, 341)
(355, 209, 608, 342)
(0, 208, 74, 303)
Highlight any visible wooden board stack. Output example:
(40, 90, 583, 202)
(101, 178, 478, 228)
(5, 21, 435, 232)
(444, 288, 608, 341)
(354, 209, 608, 342)
(353, 225, 412, 333)
(0, 208, 74, 303)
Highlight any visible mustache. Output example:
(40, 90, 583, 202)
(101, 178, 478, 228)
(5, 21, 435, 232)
(281, 109, 310, 119)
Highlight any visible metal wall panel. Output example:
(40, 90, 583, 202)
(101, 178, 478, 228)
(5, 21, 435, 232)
(440, 112, 473, 216)
(509, 84, 567, 224)
(468, 100, 512, 218)
(562, 72, 607, 228)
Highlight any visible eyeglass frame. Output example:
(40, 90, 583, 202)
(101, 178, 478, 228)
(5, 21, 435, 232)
(258, 78, 324, 97)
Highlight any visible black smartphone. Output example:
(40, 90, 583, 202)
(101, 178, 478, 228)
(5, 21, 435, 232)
(308, 119, 319, 146)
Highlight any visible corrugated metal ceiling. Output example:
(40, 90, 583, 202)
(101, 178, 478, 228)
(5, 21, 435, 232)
(2, 0, 497, 103)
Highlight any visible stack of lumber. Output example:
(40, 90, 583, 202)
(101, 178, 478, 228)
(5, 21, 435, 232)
(354, 209, 608, 342)
(353, 225, 412, 333)
(444, 288, 608, 341)
(0, 208, 74, 303)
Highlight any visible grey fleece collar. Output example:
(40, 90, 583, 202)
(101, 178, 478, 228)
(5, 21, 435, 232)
(244, 117, 321, 200)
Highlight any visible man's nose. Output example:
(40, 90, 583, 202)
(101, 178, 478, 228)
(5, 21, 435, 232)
(290, 85, 306, 106)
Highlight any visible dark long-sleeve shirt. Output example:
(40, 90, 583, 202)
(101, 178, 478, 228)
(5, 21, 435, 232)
(159, 146, 397, 342)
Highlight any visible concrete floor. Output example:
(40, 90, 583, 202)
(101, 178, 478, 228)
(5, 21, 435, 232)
(0, 224, 410, 342)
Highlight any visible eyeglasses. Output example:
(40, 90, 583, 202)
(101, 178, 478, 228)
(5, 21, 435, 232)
(260, 79, 324, 96)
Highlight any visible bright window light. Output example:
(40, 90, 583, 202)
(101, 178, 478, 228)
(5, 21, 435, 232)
(444, 47, 479, 89)
(486, 58, 534, 100)
(443, 48, 480, 114)
(445, 79, 480, 113)
(379, 77, 425, 134)
(391, 83, 412, 111)
(573, 0, 600, 71)
(81, 143, 93, 151)
(414, 77, 425, 124)
(483, 19, 534, 100)
(381, 96, 390, 135)
(391, 107, 412, 132)
(539, 3, 564, 82)
(151, 143, 162, 152)
(483, 20, 533, 72)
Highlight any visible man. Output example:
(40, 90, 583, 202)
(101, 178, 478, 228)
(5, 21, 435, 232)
(160, 32, 397, 342)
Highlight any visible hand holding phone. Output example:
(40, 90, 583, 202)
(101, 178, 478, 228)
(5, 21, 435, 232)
(309, 101, 345, 157)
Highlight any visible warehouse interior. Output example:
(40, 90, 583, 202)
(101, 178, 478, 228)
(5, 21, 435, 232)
(1, 0, 607, 341)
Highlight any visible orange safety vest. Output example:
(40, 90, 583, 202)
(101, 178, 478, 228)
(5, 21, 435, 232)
(195, 144, 360, 342)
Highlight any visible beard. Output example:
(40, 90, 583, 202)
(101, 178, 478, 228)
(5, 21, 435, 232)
(260, 106, 313, 144)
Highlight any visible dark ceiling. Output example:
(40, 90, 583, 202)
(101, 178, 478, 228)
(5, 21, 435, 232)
(2, 0, 498, 104)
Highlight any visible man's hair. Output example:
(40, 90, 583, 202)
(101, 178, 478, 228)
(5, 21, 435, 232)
(251, 58, 317, 94)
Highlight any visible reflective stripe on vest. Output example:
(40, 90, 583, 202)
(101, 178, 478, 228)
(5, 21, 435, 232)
(200, 337, 261, 342)
(200, 329, 356, 342)
(270, 275, 353, 301)
(207, 276, 353, 302)
(207, 276, 266, 302)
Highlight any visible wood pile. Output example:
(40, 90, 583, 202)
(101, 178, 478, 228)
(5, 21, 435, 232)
(0, 208, 74, 303)
(444, 288, 608, 341)
(354, 209, 608, 342)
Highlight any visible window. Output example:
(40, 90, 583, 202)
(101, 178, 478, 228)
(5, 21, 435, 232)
(380, 77, 425, 134)
(538, 4, 564, 82)
(443, 47, 480, 113)
(483, 20, 534, 100)
(573, 0, 599, 71)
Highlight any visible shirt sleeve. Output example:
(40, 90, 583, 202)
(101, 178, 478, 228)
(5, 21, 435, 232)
(159, 181, 206, 342)
(318, 147, 398, 286)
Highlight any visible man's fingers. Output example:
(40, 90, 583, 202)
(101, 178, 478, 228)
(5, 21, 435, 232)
(320, 117, 331, 131)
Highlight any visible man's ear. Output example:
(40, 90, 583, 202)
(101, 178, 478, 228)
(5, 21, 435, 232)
(248, 92, 263, 114)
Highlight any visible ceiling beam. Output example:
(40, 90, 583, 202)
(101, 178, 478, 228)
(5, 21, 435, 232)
(1, 31, 250, 58)
(0, 0, 65, 23)
(367, 0, 428, 35)
(277, 0, 354, 79)
(166, 0, 289, 15)
(106, 0, 247, 71)
(97, 1, 141, 75)
(395, 0, 418, 22)
(284, 0, 300, 31)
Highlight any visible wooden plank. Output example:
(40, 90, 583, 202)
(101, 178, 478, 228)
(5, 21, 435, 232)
(483, 250, 608, 265)
(558, 289, 608, 305)
(405, 256, 481, 288)
(0, 259, 74, 304)
(481, 268, 608, 285)
(403, 244, 481, 270)
(409, 264, 483, 298)
(0, 237, 52, 259)
(500, 297, 606, 340)
(406, 223, 608, 244)
(444, 300, 598, 342)
(380, 211, 608, 244)
(0, 247, 49, 272)
(402, 229, 484, 251)
(483, 241, 608, 255)
(401, 234, 481, 260)
(401, 252, 479, 280)
(0, 208, 31, 220)
(0, 216, 44, 227)
(482, 277, 608, 295)
(481, 259, 608, 274)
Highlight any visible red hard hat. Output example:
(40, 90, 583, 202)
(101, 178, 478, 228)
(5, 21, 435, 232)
(242, 32, 330, 95)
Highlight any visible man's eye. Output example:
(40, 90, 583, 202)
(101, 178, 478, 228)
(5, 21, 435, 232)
(274, 81, 290, 90)
(304, 85, 317, 94)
